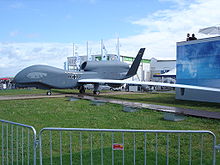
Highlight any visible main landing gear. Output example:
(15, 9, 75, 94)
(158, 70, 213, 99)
(78, 84, 100, 95)
(79, 86, 85, 94)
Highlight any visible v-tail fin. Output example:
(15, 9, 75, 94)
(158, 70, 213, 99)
(124, 48, 145, 79)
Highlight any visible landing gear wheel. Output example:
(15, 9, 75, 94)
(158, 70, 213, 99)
(79, 86, 85, 94)
(93, 91, 100, 95)
(47, 91, 52, 96)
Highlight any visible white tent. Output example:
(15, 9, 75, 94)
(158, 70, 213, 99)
(199, 26, 220, 35)
(154, 68, 176, 77)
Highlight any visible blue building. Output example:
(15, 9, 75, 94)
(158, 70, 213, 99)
(176, 36, 220, 103)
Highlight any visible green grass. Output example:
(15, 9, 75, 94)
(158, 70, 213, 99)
(0, 89, 220, 164)
(1, 97, 219, 132)
(0, 97, 220, 164)
(0, 88, 48, 95)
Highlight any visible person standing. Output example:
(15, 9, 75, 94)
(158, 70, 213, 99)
(190, 34, 197, 40)
(186, 33, 190, 41)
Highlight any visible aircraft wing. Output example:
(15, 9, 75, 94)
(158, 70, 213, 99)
(78, 79, 220, 92)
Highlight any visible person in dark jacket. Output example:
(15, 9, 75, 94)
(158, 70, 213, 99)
(186, 33, 190, 41)
(188, 33, 197, 41)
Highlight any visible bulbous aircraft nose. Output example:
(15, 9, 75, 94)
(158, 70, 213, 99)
(13, 71, 24, 83)
(13, 65, 37, 84)
(13, 74, 19, 83)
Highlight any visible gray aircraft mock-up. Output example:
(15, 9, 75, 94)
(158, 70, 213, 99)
(14, 48, 220, 95)
(14, 48, 145, 95)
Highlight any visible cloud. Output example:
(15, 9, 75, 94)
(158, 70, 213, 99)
(0, 43, 73, 77)
(119, 0, 220, 59)
(159, 0, 193, 7)
(1, 0, 220, 77)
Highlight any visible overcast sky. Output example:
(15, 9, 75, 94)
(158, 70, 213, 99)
(0, 0, 220, 77)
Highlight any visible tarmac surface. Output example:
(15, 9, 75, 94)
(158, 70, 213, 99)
(0, 92, 220, 120)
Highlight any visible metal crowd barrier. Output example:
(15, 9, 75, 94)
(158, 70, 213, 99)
(0, 119, 218, 165)
(39, 128, 217, 165)
(0, 119, 37, 165)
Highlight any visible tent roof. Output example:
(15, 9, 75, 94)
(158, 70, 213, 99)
(0, 78, 10, 80)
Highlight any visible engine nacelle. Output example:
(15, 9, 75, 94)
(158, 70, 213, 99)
(81, 61, 129, 72)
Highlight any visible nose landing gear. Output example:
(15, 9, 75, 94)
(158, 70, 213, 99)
(46, 90, 52, 95)
(93, 90, 100, 95)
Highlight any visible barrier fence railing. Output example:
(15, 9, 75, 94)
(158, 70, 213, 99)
(0, 119, 37, 165)
(0, 119, 219, 165)
(39, 128, 217, 165)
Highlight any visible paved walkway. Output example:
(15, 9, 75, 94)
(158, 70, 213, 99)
(0, 93, 219, 120)
(73, 94, 220, 120)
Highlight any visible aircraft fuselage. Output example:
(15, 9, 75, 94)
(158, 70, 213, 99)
(14, 63, 128, 89)
(13, 48, 146, 93)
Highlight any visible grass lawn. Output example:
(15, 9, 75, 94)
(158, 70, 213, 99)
(1, 97, 219, 132)
(0, 89, 220, 164)
(0, 88, 48, 96)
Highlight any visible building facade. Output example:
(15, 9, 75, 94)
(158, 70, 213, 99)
(66, 54, 176, 82)
(176, 36, 220, 103)
(150, 58, 176, 81)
